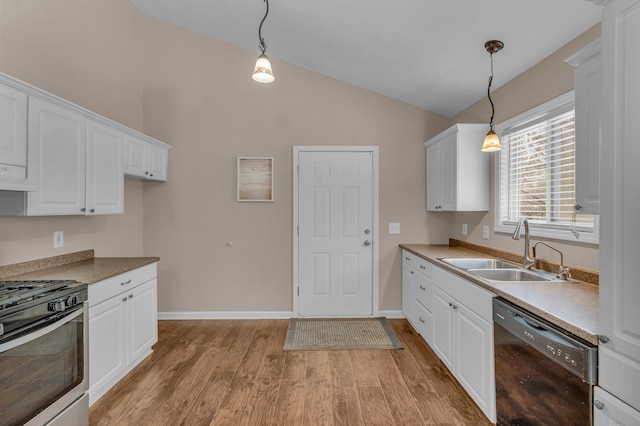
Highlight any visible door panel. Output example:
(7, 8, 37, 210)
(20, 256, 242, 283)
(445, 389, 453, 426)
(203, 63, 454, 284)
(298, 151, 373, 317)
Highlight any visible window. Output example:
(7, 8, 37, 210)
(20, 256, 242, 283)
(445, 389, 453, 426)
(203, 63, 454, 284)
(495, 91, 598, 244)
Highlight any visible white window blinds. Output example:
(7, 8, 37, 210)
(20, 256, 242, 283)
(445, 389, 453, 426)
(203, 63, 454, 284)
(497, 95, 596, 238)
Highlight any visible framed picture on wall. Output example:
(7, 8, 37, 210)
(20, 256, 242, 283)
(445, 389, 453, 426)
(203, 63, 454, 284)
(237, 157, 274, 202)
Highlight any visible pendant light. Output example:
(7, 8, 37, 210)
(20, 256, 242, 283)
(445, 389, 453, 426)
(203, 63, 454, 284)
(252, 0, 275, 83)
(481, 40, 504, 152)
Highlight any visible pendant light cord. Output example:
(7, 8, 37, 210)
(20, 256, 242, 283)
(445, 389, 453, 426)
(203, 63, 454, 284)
(258, 0, 269, 54)
(487, 52, 495, 128)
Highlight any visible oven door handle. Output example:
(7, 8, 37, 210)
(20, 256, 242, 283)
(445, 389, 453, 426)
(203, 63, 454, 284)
(0, 306, 84, 353)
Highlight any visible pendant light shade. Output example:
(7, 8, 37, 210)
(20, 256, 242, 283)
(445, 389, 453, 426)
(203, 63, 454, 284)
(252, 0, 274, 83)
(252, 53, 274, 83)
(481, 40, 504, 152)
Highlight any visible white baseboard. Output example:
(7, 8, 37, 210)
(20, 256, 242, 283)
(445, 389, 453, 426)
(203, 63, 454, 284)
(158, 310, 405, 320)
(158, 311, 294, 320)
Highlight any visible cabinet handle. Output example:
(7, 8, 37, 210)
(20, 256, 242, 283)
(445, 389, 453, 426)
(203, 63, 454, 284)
(594, 400, 604, 410)
(419, 317, 425, 323)
(419, 265, 426, 270)
(122, 297, 128, 302)
(80, 208, 86, 212)
(452, 305, 458, 310)
(405, 257, 410, 261)
(121, 279, 132, 286)
(90, 208, 95, 213)
(419, 285, 426, 291)
(449, 302, 453, 307)
(599, 335, 609, 344)
(129, 294, 133, 299)
(574, 204, 582, 211)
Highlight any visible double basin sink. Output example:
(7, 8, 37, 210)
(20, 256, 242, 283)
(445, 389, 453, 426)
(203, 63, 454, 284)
(440, 257, 568, 283)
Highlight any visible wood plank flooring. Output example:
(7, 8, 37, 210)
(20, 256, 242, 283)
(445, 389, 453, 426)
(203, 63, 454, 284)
(89, 319, 492, 426)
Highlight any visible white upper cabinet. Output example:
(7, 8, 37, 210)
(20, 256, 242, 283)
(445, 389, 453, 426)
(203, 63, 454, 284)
(566, 39, 601, 215)
(125, 134, 169, 181)
(425, 124, 489, 212)
(0, 82, 34, 191)
(86, 120, 124, 215)
(26, 97, 86, 215)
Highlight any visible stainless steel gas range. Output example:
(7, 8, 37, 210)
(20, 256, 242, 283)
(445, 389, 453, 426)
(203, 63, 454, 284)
(0, 279, 89, 426)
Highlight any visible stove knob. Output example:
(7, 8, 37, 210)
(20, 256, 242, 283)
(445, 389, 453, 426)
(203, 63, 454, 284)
(66, 295, 78, 307)
(53, 300, 66, 312)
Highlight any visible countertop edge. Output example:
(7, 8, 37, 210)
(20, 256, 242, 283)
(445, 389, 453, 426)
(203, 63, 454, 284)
(400, 244, 599, 346)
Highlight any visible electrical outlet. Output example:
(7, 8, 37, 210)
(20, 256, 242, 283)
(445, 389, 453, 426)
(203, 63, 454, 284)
(53, 231, 64, 248)
(482, 226, 490, 240)
(389, 223, 400, 234)
(462, 223, 468, 236)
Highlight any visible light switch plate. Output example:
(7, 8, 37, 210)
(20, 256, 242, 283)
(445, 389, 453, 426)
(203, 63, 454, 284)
(53, 231, 64, 248)
(389, 223, 400, 234)
(482, 226, 489, 240)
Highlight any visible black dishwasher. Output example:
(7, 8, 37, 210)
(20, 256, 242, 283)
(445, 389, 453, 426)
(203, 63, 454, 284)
(493, 298, 597, 426)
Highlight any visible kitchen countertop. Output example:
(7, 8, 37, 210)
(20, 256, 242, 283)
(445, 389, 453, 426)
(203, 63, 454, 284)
(400, 244, 599, 345)
(0, 250, 159, 285)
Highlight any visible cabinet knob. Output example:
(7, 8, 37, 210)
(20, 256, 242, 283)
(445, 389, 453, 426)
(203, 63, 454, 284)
(452, 305, 458, 310)
(363, 240, 371, 246)
(122, 297, 128, 302)
(90, 208, 95, 213)
(145, 171, 149, 175)
(410, 271, 414, 275)
(129, 294, 133, 299)
(574, 204, 582, 211)
(599, 335, 610, 344)
(594, 400, 604, 410)
(80, 208, 86, 212)
(449, 302, 453, 307)
(150, 173, 154, 177)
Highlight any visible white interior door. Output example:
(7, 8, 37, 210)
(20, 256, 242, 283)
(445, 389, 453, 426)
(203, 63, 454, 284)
(296, 149, 375, 317)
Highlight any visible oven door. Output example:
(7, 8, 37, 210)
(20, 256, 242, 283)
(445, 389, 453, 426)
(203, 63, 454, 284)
(0, 302, 88, 426)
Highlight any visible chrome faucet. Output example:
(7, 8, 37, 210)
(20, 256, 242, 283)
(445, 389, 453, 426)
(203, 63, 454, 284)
(512, 217, 535, 270)
(532, 242, 572, 280)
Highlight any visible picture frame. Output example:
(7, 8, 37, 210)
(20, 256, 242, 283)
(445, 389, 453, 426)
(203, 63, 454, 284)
(237, 157, 274, 202)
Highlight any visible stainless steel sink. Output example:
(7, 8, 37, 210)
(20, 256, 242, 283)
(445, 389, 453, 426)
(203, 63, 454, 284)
(441, 257, 520, 270)
(467, 268, 553, 282)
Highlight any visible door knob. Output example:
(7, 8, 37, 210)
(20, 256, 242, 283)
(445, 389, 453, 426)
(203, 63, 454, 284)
(364, 240, 371, 246)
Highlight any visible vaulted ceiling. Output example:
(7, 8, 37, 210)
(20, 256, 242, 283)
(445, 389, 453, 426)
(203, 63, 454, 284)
(130, 0, 602, 117)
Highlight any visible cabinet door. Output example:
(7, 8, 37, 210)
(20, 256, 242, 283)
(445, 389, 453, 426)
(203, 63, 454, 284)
(86, 120, 124, 215)
(573, 42, 601, 215)
(438, 135, 457, 211)
(148, 145, 168, 181)
(456, 303, 495, 422)
(431, 285, 456, 371)
(402, 262, 415, 325)
(27, 97, 86, 215)
(599, 0, 640, 412)
(0, 84, 27, 166)
(126, 279, 158, 365)
(124, 134, 149, 178)
(594, 387, 640, 426)
(89, 296, 126, 404)
(425, 143, 440, 211)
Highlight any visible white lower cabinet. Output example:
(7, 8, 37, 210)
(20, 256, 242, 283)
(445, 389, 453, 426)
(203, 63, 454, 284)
(431, 267, 496, 423)
(594, 386, 640, 426)
(401, 250, 434, 344)
(88, 263, 158, 405)
(402, 249, 496, 423)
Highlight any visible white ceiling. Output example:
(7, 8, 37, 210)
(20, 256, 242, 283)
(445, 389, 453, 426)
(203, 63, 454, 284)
(129, 0, 602, 118)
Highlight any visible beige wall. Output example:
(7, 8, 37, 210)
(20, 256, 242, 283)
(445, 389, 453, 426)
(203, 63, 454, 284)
(0, 0, 601, 313)
(448, 25, 601, 271)
(0, 0, 146, 264)
(140, 18, 451, 313)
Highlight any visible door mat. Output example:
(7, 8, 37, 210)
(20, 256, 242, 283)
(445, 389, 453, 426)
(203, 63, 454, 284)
(284, 317, 403, 350)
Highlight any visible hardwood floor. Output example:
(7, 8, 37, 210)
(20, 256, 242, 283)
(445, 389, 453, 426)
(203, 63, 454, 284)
(89, 319, 492, 425)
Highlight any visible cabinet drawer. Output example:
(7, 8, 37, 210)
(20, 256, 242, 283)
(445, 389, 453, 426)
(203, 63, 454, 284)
(433, 266, 495, 322)
(88, 263, 157, 306)
(414, 299, 433, 344)
(414, 274, 432, 312)
(402, 250, 432, 277)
